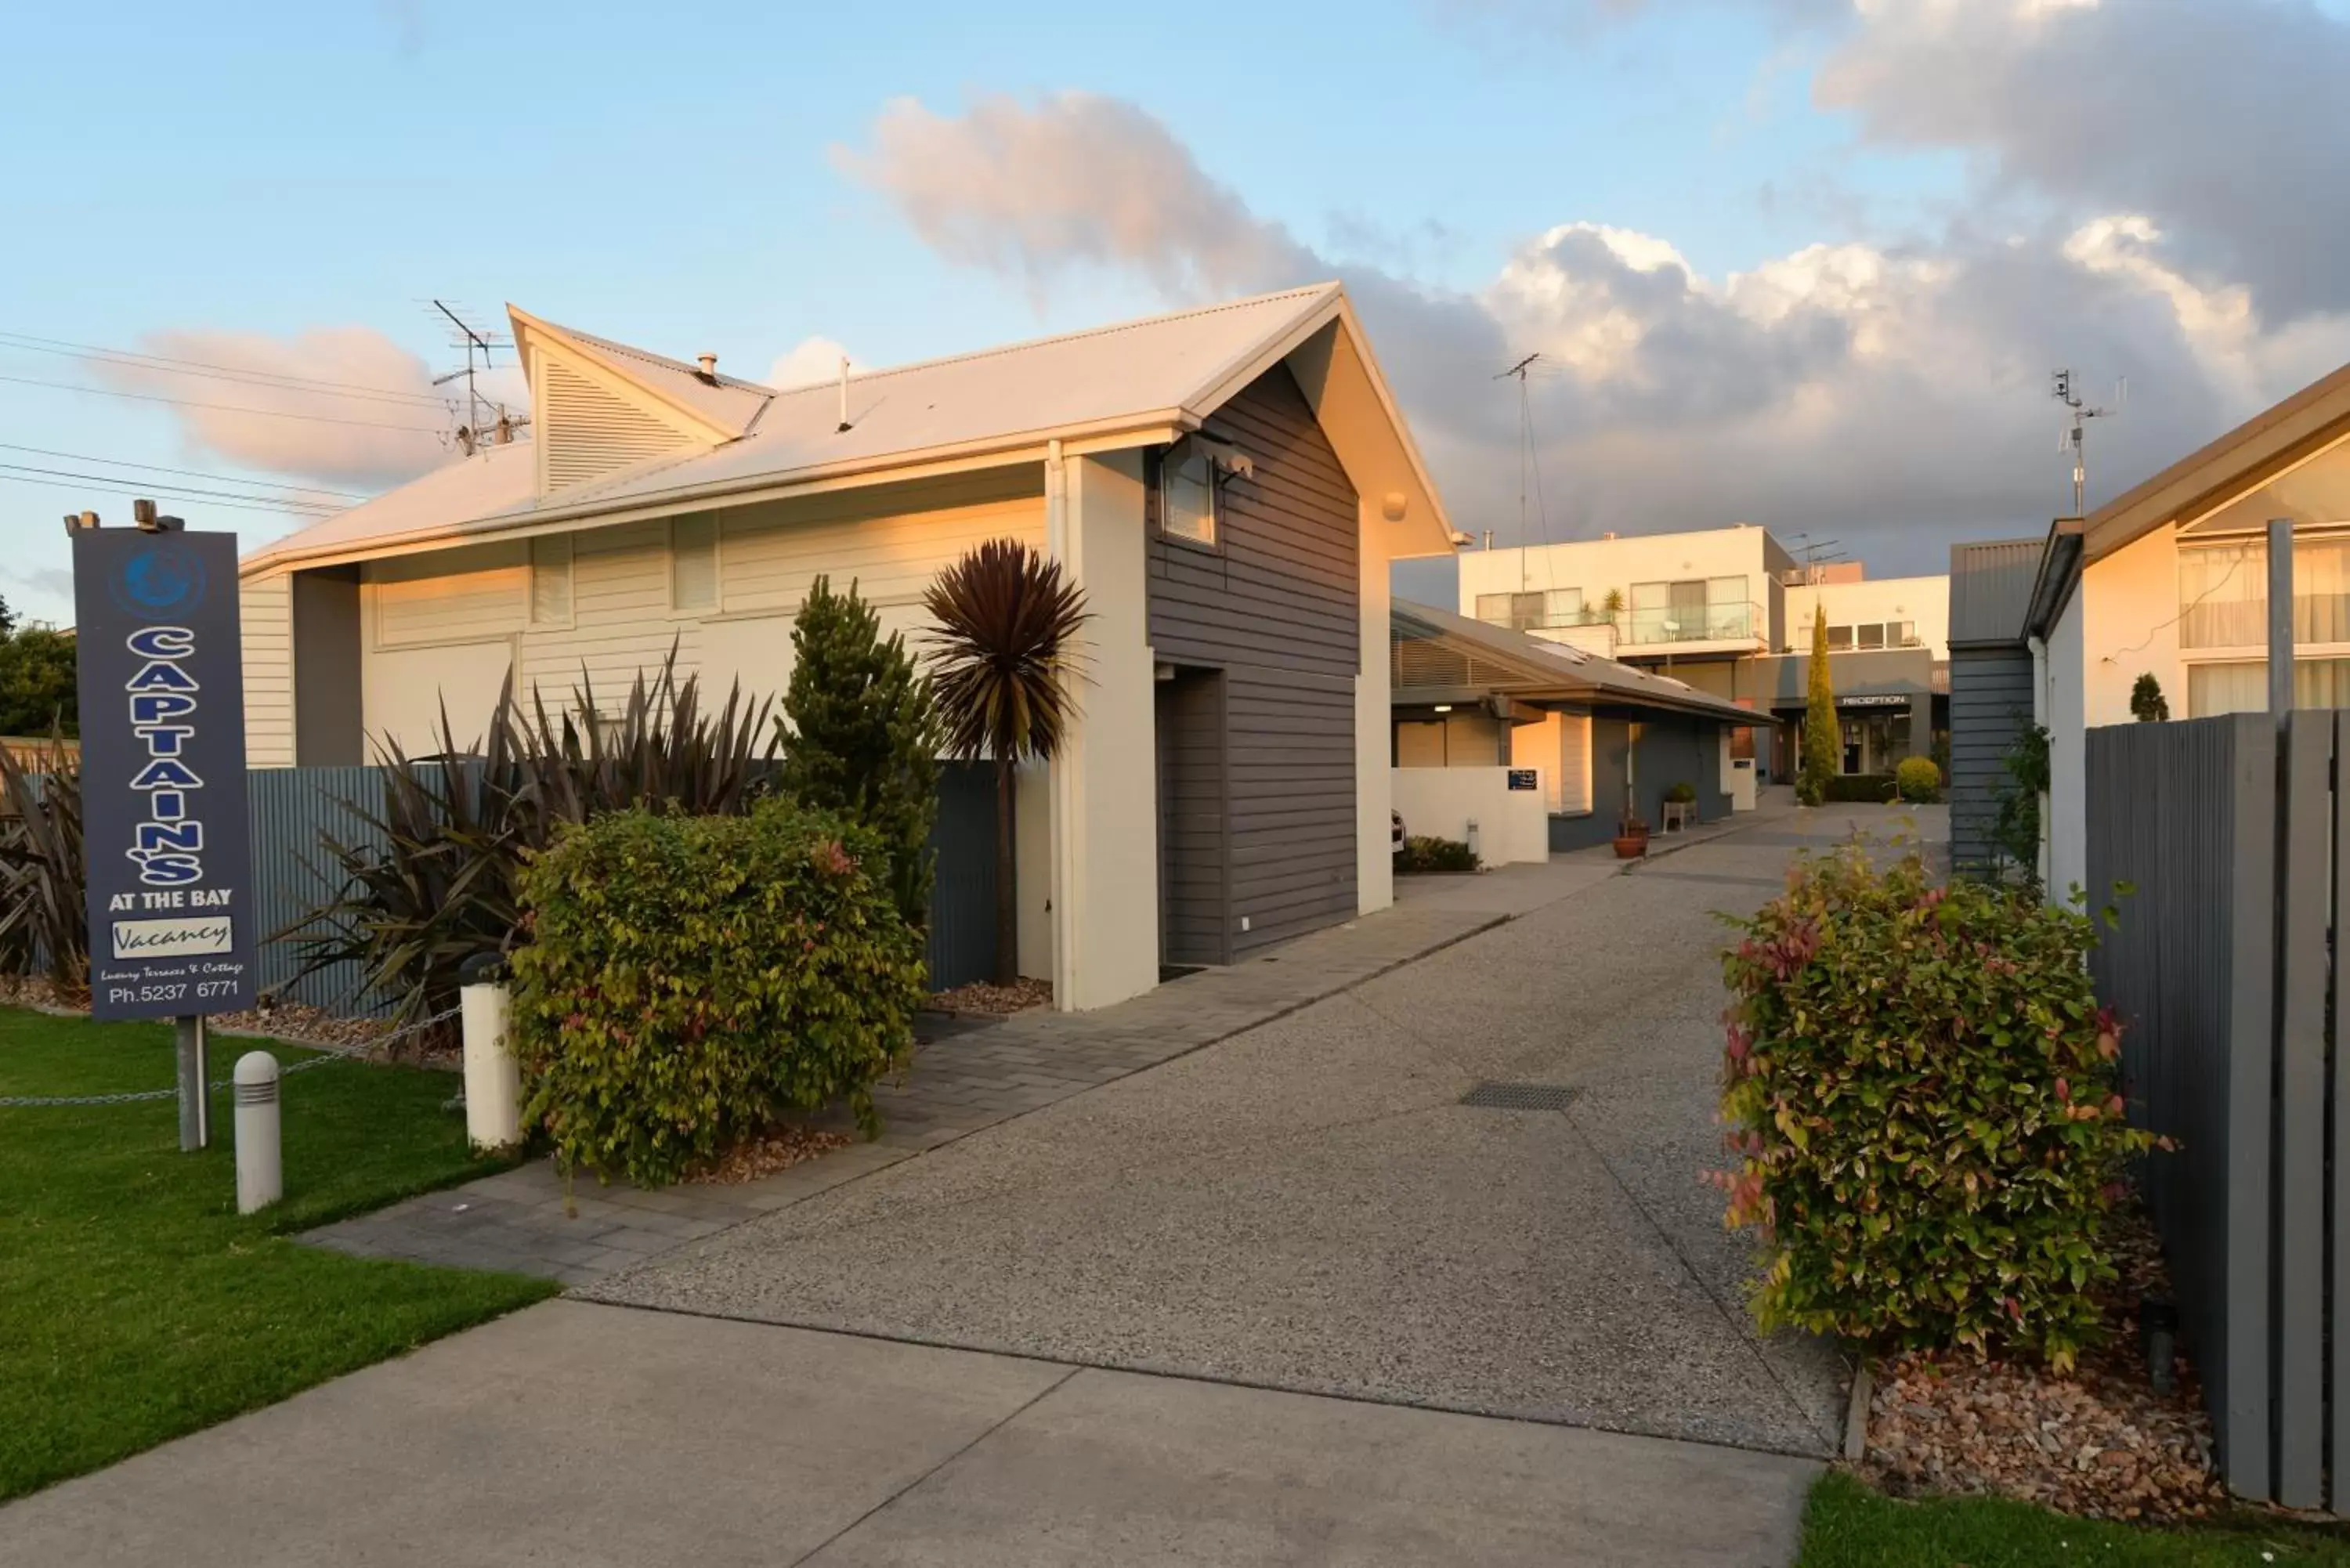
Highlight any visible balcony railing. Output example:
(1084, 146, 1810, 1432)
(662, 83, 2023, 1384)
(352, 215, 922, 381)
(1622, 602, 1761, 647)
(1480, 605, 1616, 634)
(1475, 602, 1767, 646)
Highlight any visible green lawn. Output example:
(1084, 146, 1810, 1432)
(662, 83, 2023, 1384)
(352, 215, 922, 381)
(0, 1006, 557, 1501)
(1802, 1471, 2350, 1566)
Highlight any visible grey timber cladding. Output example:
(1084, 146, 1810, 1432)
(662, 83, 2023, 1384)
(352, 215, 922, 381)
(1948, 647, 2033, 872)
(1948, 537, 2044, 648)
(1146, 363, 1359, 956)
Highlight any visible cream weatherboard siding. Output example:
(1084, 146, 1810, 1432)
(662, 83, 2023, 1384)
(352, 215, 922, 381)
(240, 570, 295, 768)
(338, 467, 1047, 758)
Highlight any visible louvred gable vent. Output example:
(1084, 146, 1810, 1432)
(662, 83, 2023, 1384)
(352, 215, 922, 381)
(1393, 634, 1473, 688)
(538, 356, 698, 491)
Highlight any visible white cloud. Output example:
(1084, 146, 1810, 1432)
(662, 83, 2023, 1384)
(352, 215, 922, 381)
(766, 335, 857, 389)
(833, 93, 1317, 302)
(91, 327, 460, 489)
(841, 87, 2350, 567)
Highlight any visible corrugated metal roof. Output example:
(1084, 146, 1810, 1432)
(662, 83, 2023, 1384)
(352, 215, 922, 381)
(245, 284, 1365, 574)
(1948, 537, 2044, 647)
(1390, 600, 1759, 725)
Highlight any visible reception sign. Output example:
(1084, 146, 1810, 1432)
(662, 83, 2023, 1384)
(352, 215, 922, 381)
(73, 529, 258, 1021)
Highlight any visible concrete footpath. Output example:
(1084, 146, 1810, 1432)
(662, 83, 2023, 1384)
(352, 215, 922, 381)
(0, 1299, 1819, 1568)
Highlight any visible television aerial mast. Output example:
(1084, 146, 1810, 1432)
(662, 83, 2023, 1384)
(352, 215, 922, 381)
(2053, 368, 2124, 515)
(429, 300, 519, 454)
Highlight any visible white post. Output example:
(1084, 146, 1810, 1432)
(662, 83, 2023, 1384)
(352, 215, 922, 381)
(233, 1052, 281, 1214)
(461, 981, 522, 1151)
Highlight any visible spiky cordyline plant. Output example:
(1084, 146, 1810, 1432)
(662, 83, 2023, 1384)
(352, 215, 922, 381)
(921, 540, 1090, 988)
(278, 644, 776, 1029)
(0, 732, 86, 999)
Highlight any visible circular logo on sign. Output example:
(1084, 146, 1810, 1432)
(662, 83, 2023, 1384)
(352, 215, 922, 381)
(110, 544, 208, 617)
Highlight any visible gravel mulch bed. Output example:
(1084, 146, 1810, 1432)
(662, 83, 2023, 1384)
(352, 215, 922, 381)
(685, 1126, 850, 1184)
(0, 977, 455, 1066)
(928, 977, 1053, 1016)
(1862, 1206, 2225, 1524)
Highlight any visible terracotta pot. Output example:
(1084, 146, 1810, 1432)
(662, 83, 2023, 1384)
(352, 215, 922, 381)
(1612, 833, 1648, 860)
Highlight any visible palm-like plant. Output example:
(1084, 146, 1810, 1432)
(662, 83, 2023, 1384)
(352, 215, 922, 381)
(922, 540, 1090, 987)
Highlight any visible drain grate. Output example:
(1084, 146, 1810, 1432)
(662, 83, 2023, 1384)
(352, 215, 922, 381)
(1459, 1081, 1581, 1111)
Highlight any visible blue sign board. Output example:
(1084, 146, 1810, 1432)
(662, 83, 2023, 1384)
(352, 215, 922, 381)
(73, 529, 258, 1021)
(1507, 768, 1539, 792)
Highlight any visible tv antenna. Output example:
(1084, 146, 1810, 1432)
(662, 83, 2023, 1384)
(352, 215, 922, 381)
(431, 299, 513, 453)
(1495, 352, 1545, 588)
(2053, 368, 2124, 515)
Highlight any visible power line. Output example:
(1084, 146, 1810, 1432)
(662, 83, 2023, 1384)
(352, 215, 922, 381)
(0, 465, 338, 516)
(0, 472, 338, 519)
(0, 442, 367, 500)
(0, 371, 448, 432)
(0, 329, 451, 408)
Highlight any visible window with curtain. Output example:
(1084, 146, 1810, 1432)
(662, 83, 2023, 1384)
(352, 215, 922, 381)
(2187, 657, 2350, 716)
(2180, 538, 2350, 649)
(1856, 623, 1886, 650)
(1826, 625, 1853, 651)
(1160, 436, 1218, 547)
(670, 515, 718, 612)
(530, 535, 573, 627)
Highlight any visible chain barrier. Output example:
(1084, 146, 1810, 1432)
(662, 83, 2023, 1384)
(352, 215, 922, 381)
(0, 1005, 465, 1109)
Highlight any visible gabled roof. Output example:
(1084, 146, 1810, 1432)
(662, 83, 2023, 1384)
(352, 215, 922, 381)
(2084, 358, 2350, 565)
(1948, 536, 2044, 649)
(1390, 600, 1759, 725)
(510, 307, 774, 438)
(244, 283, 1455, 574)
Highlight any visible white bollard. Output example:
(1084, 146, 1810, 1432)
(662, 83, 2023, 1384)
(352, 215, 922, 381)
(461, 981, 522, 1151)
(233, 1051, 282, 1215)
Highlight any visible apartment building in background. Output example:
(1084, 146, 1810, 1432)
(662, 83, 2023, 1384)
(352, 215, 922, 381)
(1458, 525, 1950, 783)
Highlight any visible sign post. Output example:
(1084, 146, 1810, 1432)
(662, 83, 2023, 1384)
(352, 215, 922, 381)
(71, 523, 257, 1150)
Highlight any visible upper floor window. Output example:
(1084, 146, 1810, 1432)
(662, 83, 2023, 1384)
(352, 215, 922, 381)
(1856, 623, 1886, 650)
(1475, 589, 1583, 630)
(1160, 436, 1219, 549)
(671, 515, 718, 612)
(2179, 537, 2350, 649)
(1825, 624, 1854, 652)
(530, 535, 573, 627)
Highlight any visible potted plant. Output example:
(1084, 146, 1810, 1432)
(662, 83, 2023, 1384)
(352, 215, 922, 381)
(1662, 780, 1697, 831)
(1612, 811, 1650, 859)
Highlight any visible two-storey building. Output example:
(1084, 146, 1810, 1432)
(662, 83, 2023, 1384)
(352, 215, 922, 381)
(1457, 526, 1947, 784)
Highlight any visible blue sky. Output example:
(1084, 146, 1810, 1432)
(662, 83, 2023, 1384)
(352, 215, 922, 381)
(4, 0, 2345, 621)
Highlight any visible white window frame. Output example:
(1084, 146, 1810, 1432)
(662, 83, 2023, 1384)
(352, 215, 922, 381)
(528, 535, 575, 631)
(1159, 436, 1220, 551)
(668, 514, 721, 616)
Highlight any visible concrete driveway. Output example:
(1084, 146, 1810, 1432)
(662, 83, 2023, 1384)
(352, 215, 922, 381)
(592, 806, 1932, 1457)
(3, 803, 1932, 1566)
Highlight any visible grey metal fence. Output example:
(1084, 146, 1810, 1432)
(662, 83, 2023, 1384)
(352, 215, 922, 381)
(244, 762, 1003, 1012)
(2085, 712, 2341, 1512)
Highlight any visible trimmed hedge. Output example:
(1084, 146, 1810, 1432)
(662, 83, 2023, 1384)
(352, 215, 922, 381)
(1820, 773, 1896, 804)
(1395, 835, 1478, 874)
(1893, 755, 1943, 804)
(511, 799, 926, 1187)
(1717, 844, 2156, 1368)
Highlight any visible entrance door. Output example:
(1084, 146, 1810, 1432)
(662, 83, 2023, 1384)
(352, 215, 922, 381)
(1842, 719, 1864, 775)
(1155, 669, 1228, 971)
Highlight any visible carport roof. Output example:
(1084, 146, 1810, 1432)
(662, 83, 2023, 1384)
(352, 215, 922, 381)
(1390, 602, 1759, 725)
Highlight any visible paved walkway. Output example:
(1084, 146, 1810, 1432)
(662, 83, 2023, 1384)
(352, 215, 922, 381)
(304, 812, 1771, 1284)
(591, 802, 1904, 1459)
(0, 1299, 1820, 1568)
